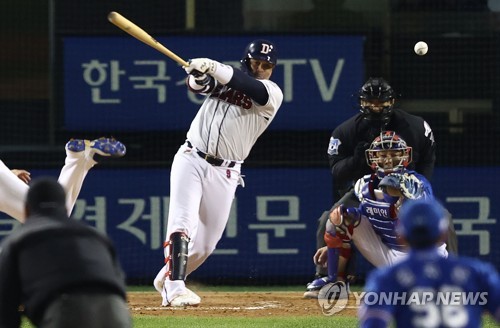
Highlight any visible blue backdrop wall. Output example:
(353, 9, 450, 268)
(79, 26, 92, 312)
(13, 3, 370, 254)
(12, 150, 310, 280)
(0, 167, 498, 282)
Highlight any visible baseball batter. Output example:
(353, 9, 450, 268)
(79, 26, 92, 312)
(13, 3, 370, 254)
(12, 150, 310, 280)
(360, 198, 500, 327)
(305, 131, 448, 298)
(0, 137, 126, 222)
(153, 39, 283, 307)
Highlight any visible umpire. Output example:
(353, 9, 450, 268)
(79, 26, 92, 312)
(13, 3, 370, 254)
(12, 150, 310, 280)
(0, 177, 131, 327)
(314, 77, 458, 278)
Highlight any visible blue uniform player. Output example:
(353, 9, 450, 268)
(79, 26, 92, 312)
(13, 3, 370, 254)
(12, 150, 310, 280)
(359, 198, 500, 327)
(304, 131, 447, 298)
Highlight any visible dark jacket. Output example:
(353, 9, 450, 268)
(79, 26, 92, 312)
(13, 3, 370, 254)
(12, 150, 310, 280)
(328, 108, 436, 199)
(0, 215, 127, 327)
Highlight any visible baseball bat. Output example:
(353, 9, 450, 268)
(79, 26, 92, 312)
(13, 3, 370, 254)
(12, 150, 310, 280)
(107, 11, 189, 67)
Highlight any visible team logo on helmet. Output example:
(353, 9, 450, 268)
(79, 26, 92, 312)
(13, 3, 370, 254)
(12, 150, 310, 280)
(260, 43, 273, 55)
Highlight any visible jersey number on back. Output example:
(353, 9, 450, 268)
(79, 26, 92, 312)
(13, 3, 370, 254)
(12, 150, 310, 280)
(409, 286, 469, 328)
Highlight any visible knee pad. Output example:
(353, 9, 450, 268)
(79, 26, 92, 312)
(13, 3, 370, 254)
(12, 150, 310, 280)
(324, 220, 343, 248)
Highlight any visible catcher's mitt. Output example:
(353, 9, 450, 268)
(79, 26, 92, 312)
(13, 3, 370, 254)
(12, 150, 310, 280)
(379, 173, 423, 200)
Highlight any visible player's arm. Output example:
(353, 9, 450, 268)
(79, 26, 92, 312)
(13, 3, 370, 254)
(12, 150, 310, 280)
(328, 129, 369, 191)
(184, 58, 270, 105)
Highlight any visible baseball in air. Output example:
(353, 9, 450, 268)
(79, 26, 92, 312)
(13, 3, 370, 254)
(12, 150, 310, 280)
(414, 41, 428, 56)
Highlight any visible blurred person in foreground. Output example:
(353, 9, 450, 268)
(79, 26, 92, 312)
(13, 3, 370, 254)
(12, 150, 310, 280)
(359, 198, 500, 328)
(0, 177, 131, 328)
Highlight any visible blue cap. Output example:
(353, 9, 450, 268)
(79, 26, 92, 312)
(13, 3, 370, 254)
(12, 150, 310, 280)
(398, 198, 448, 248)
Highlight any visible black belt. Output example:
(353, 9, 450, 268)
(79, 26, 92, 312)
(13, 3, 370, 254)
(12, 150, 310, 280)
(186, 141, 236, 168)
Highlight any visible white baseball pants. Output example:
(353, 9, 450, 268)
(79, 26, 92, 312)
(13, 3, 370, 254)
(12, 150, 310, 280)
(352, 216, 448, 267)
(156, 144, 241, 303)
(0, 149, 96, 222)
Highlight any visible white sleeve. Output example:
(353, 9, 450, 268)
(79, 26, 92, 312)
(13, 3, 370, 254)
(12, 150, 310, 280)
(211, 62, 234, 85)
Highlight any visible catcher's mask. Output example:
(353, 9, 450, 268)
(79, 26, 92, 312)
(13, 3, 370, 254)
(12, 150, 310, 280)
(366, 131, 412, 176)
(240, 39, 277, 76)
(356, 77, 396, 123)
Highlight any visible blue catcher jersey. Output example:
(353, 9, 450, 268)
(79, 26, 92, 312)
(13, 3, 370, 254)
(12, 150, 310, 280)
(359, 249, 500, 327)
(354, 170, 433, 251)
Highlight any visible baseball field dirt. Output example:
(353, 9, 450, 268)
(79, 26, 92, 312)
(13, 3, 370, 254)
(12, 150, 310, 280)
(128, 291, 359, 317)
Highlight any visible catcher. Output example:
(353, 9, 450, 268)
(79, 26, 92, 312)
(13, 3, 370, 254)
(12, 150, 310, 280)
(304, 131, 448, 298)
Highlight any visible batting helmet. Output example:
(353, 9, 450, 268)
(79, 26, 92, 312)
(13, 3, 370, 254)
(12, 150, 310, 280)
(366, 131, 412, 175)
(397, 198, 448, 249)
(240, 39, 278, 74)
(357, 77, 396, 122)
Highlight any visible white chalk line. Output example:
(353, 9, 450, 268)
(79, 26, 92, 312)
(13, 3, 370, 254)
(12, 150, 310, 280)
(132, 303, 360, 311)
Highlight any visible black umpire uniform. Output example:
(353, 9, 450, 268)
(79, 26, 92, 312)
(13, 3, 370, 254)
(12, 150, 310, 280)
(0, 178, 131, 328)
(313, 77, 458, 279)
(329, 107, 435, 199)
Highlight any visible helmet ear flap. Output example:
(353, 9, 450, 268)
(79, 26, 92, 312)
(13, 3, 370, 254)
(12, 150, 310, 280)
(240, 57, 252, 74)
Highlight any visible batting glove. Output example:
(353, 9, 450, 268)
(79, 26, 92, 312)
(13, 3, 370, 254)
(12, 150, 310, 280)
(184, 58, 217, 76)
(190, 73, 211, 86)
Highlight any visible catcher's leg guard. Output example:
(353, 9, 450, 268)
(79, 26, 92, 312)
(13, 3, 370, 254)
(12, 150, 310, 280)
(304, 231, 341, 296)
(315, 210, 330, 276)
(325, 219, 355, 280)
(324, 220, 343, 282)
(166, 232, 190, 281)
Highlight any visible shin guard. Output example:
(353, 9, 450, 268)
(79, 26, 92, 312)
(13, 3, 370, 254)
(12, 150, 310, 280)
(168, 232, 190, 281)
(326, 247, 339, 282)
(324, 220, 342, 282)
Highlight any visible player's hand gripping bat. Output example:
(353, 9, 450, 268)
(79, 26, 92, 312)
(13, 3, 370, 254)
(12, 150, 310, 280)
(107, 11, 189, 67)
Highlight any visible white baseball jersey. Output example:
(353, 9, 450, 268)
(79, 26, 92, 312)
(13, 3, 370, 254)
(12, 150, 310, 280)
(186, 79, 283, 161)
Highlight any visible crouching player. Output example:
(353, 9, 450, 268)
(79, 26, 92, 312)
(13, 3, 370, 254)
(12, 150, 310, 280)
(304, 131, 448, 298)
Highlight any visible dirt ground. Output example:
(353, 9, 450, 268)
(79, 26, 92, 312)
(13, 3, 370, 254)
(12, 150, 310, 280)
(128, 291, 359, 317)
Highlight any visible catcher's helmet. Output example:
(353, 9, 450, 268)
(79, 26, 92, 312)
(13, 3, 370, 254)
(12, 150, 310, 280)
(366, 131, 412, 175)
(398, 198, 448, 249)
(240, 39, 277, 74)
(357, 77, 396, 122)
